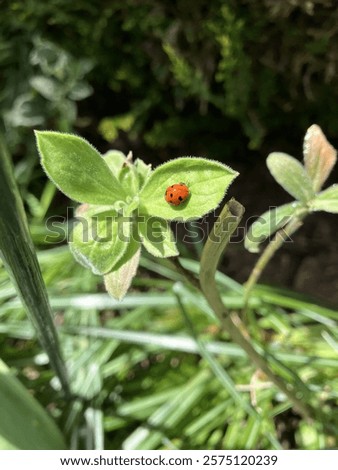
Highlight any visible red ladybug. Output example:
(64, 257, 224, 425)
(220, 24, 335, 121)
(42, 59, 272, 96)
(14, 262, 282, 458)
(164, 182, 190, 206)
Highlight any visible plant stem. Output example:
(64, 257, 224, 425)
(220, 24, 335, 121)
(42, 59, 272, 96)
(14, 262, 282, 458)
(199, 200, 315, 420)
(244, 216, 305, 307)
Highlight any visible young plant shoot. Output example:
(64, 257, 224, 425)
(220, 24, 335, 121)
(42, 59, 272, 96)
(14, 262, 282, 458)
(35, 131, 238, 299)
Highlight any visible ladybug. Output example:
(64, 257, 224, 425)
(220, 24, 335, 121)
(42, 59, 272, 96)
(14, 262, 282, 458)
(164, 182, 190, 206)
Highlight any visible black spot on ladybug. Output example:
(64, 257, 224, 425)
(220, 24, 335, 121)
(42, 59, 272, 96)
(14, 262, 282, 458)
(178, 196, 183, 201)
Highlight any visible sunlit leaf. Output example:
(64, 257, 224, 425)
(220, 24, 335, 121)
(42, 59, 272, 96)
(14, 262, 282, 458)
(137, 216, 178, 257)
(36, 131, 127, 204)
(140, 157, 238, 220)
(309, 185, 338, 213)
(267, 152, 315, 202)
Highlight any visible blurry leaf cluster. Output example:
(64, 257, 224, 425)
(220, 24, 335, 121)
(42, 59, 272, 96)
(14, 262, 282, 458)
(2, 0, 338, 155)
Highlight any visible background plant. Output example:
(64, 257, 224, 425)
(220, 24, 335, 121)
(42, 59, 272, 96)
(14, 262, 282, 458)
(0, 0, 337, 451)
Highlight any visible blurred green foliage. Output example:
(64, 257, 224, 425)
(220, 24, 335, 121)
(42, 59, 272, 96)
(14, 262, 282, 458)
(2, 0, 338, 158)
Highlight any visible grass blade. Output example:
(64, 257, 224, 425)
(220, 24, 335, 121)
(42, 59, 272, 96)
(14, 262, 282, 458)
(0, 136, 70, 396)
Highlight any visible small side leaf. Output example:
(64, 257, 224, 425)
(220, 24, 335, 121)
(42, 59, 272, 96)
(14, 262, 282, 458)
(137, 216, 178, 257)
(309, 185, 338, 213)
(104, 248, 141, 300)
(245, 202, 301, 253)
(135, 158, 152, 190)
(103, 150, 127, 176)
(69, 214, 131, 274)
(36, 131, 127, 204)
(139, 157, 238, 220)
(119, 163, 139, 195)
(267, 153, 315, 202)
(303, 124, 337, 192)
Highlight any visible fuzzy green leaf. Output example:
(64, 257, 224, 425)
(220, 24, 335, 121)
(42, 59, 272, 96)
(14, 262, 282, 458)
(69, 214, 131, 275)
(309, 185, 338, 213)
(104, 247, 141, 300)
(267, 153, 315, 202)
(137, 216, 178, 257)
(36, 131, 127, 204)
(119, 163, 139, 195)
(245, 202, 301, 253)
(139, 157, 238, 220)
(135, 158, 152, 190)
(103, 149, 127, 176)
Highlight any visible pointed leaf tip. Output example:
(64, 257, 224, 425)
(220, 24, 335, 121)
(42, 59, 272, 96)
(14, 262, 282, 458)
(267, 152, 315, 202)
(303, 124, 337, 192)
(104, 248, 141, 300)
(36, 131, 126, 205)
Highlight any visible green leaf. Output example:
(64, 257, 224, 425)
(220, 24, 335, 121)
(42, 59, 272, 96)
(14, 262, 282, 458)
(139, 157, 238, 221)
(245, 202, 301, 253)
(103, 149, 127, 176)
(68, 81, 93, 101)
(267, 152, 315, 202)
(309, 185, 338, 213)
(69, 213, 131, 274)
(0, 136, 70, 396)
(119, 162, 139, 195)
(30, 76, 62, 101)
(135, 158, 152, 190)
(36, 131, 127, 204)
(0, 360, 66, 449)
(75, 202, 126, 218)
(110, 229, 142, 272)
(137, 216, 178, 257)
(104, 248, 141, 300)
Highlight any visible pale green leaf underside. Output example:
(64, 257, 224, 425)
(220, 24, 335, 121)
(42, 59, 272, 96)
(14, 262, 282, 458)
(69, 215, 131, 274)
(36, 131, 126, 204)
(137, 216, 178, 257)
(104, 248, 141, 300)
(245, 202, 301, 253)
(139, 157, 238, 220)
(267, 153, 315, 202)
(309, 185, 338, 213)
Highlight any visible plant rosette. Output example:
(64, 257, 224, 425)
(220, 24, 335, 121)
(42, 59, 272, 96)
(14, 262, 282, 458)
(36, 131, 238, 299)
(245, 124, 338, 253)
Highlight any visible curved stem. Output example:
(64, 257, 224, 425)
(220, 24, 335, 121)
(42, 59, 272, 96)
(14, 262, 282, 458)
(199, 200, 315, 420)
(244, 216, 305, 307)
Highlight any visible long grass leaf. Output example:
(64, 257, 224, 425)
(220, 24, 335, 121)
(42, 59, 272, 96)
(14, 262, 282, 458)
(0, 136, 70, 395)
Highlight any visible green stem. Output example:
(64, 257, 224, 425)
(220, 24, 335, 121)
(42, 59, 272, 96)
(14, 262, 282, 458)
(0, 136, 71, 397)
(244, 216, 305, 307)
(199, 200, 314, 420)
